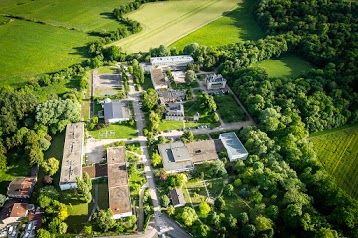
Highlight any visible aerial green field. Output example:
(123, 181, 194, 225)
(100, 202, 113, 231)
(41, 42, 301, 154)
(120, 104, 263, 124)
(111, 0, 240, 53)
(0, 0, 131, 32)
(311, 126, 358, 199)
(252, 54, 313, 78)
(171, 0, 264, 49)
(0, 19, 95, 85)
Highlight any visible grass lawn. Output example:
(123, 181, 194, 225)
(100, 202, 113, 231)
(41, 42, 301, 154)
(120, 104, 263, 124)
(0, 157, 30, 195)
(0, 0, 133, 33)
(142, 74, 154, 90)
(224, 193, 250, 218)
(96, 182, 109, 210)
(214, 94, 246, 123)
(206, 179, 224, 198)
(111, 0, 239, 53)
(194, 134, 210, 141)
(88, 124, 138, 139)
(171, 81, 199, 90)
(252, 54, 313, 78)
(158, 120, 184, 132)
(98, 66, 119, 74)
(186, 180, 208, 205)
(194, 163, 213, 180)
(126, 142, 142, 155)
(0, 19, 95, 85)
(310, 126, 358, 199)
(171, 0, 264, 49)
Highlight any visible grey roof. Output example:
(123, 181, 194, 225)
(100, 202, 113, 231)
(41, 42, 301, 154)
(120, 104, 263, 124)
(104, 101, 130, 121)
(187, 139, 223, 164)
(60, 123, 84, 185)
(158, 142, 193, 173)
(166, 103, 184, 116)
(150, 55, 194, 66)
(219, 132, 248, 157)
(206, 74, 226, 83)
(158, 90, 185, 102)
(169, 188, 186, 206)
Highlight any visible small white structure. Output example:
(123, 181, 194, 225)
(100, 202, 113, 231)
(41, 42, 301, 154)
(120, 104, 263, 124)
(59, 123, 84, 191)
(150, 68, 168, 91)
(103, 99, 130, 123)
(165, 103, 184, 121)
(150, 55, 194, 67)
(193, 112, 200, 121)
(219, 132, 248, 162)
(205, 74, 227, 90)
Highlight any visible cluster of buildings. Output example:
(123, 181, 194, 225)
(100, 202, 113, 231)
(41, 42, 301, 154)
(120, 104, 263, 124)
(158, 132, 248, 174)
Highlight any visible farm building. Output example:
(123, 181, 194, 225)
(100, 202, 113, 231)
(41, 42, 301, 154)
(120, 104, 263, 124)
(107, 147, 132, 219)
(169, 189, 186, 208)
(59, 123, 84, 191)
(7, 177, 36, 199)
(219, 132, 248, 162)
(165, 103, 185, 121)
(158, 139, 224, 173)
(205, 74, 227, 90)
(150, 55, 194, 67)
(150, 68, 168, 91)
(103, 99, 130, 123)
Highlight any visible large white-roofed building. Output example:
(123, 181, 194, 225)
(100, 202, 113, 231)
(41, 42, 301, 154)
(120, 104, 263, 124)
(219, 132, 248, 162)
(150, 55, 194, 67)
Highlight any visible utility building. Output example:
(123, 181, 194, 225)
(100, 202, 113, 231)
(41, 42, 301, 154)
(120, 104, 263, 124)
(219, 132, 248, 162)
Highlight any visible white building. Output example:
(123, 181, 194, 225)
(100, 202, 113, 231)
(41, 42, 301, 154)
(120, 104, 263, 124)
(219, 132, 248, 162)
(103, 99, 130, 123)
(59, 123, 84, 191)
(205, 74, 227, 90)
(150, 55, 194, 67)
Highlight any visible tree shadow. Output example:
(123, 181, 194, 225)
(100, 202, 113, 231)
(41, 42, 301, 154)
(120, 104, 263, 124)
(69, 45, 91, 58)
(100, 12, 116, 20)
(220, 0, 265, 41)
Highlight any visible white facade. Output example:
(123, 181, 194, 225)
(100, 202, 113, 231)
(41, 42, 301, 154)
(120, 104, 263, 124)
(150, 55, 194, 67)
(206, 74, 227, 90)
(219, 132, 248, 162)
(59, 182, 77, 191)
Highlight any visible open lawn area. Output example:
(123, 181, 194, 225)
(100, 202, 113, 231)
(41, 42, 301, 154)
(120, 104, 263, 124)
(253, 54, 313, 78)
(310, 126, 358, 199)
(184, 100, 218, 126)
(142, 73, 154, 90)
(194, 134, 210, 141)
(214, 94, 246, 123)
(206, 179, 224, 198)
(88, 123, 138, 139)
(96, 182, 109, 210)
(171, 0, 264, 49)
(0, 19, 95, 85)
(158, 120, 184, 132)
(111, 0, 239, 53)
(97, 66, 119, 74)
(186, 180, 208, 205)
(0, 0, 132, 32)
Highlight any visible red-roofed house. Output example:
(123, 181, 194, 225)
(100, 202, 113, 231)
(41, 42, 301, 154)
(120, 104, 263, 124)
(1, 203, 29, 225)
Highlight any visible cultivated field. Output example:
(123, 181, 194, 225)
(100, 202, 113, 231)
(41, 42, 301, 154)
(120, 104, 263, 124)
(311, 126, 358, 199)
(171, 0, 264, 49)
(0, 0, 132, 32)
(252, 54, 313, 78)
(111, 0, 240, 53)
(0, 19, 95, 85)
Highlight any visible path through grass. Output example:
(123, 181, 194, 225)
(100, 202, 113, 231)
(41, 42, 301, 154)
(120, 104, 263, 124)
(111, 0, 239, 53)
(311, 126, 358, 199)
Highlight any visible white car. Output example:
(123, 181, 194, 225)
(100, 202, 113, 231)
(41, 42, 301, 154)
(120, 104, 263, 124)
(8, 226, 13, 234)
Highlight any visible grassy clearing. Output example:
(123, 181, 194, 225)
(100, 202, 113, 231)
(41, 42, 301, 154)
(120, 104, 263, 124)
(214, 94, 246, 123)
(111, 0, 239, 53)
(158, 121, 184, 132)
(310, 126, 358, 199)
(0, 19, 95, 85)
(0, 0, 132, 32)
(206, 179, 224, 198)
(171, 0, 264, 49)
(142, 74, 154, 90)
(253, 54, 313, 78)
(96, 182, 109, 210)
(98, 66, 119, 74)
(184, 100, 218, 126)
(194, 134, 210, 141)
(88, 124, 138, 139)
(186, 180, 207, 205)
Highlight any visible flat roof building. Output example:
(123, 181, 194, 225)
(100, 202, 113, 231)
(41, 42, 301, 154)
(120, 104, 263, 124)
(150, 55, 194, 67)
(107, 147, 132, 219)
(150, 68, 168, 91)
(103, 99, 130, 123)
(59, 123, 84, 191)
(158, 139, 224, 173)
(219, 132, 248, 162)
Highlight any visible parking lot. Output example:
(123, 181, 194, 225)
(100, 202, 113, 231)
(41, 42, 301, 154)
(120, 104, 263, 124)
(93, 70, 121, 97)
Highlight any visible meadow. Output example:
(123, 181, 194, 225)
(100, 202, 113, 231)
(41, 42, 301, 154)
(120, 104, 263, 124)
(0, 0, 132, 32)
(111, 0, 239, 53)
(311, 126, 358, 199)
(0, 19, 95, 85)
(171, 0, 264, 49)
(252, 54, 313, 78)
